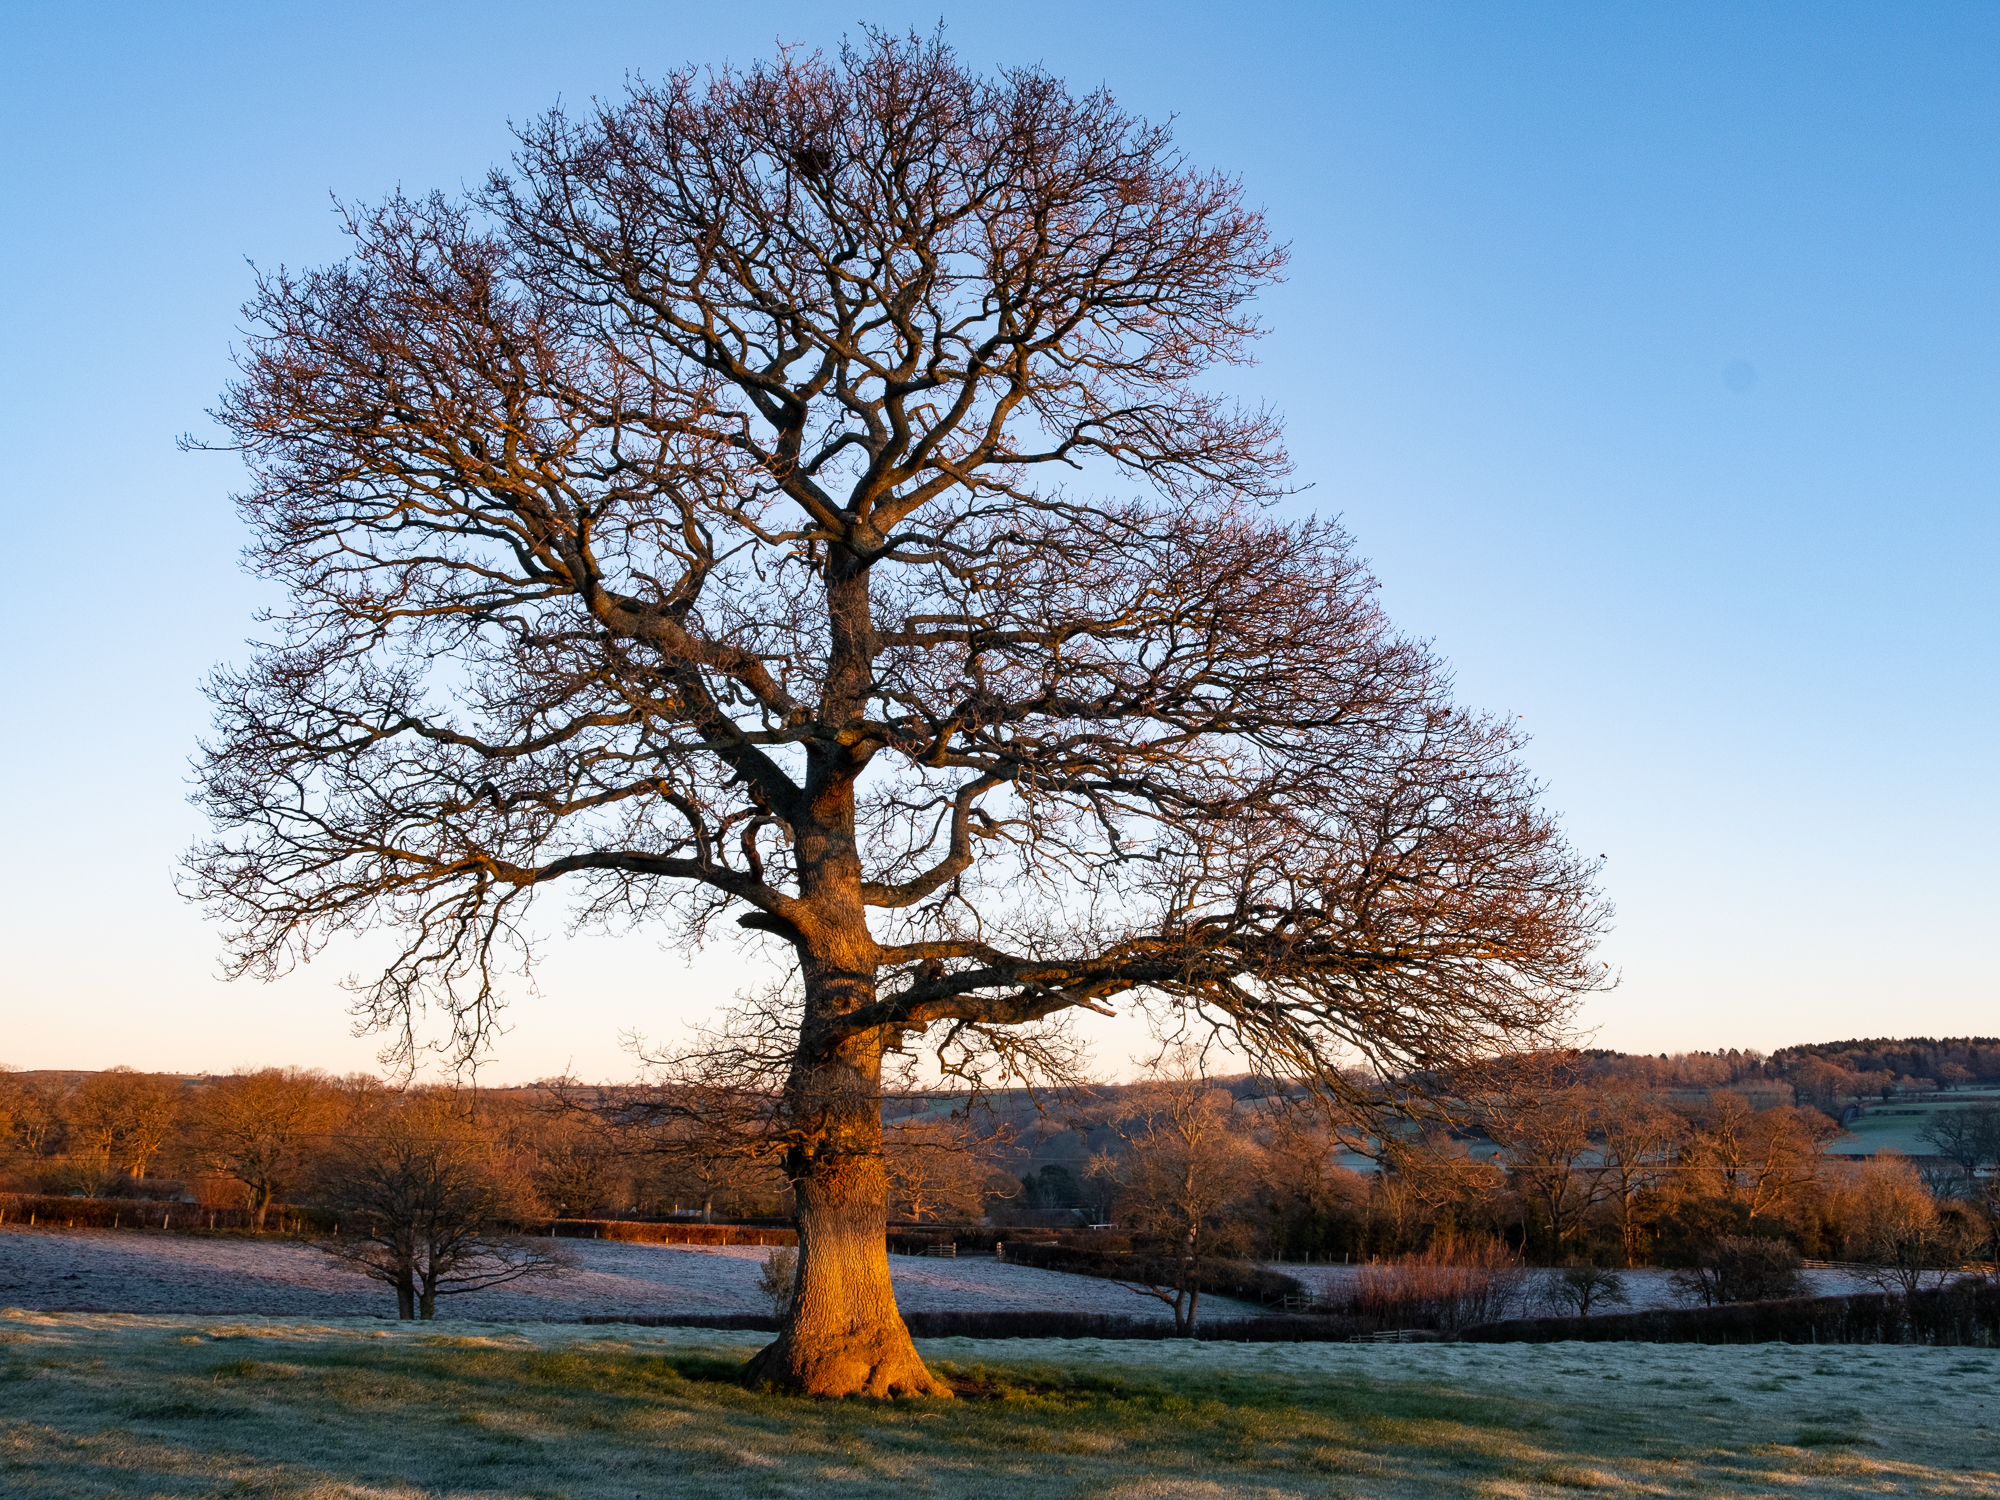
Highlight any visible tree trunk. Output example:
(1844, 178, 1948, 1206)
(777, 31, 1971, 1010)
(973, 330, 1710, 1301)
(743, 977, 949, 1399)
(395, 1267, 416, 1320)
(741, 571, 948, 1398)
(1176, 1245, 1201, 1336)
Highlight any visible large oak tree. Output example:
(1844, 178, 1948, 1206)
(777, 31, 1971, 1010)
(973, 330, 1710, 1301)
(190, 32, 1605, 1396)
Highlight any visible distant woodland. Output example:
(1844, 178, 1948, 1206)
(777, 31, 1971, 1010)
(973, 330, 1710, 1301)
(4, 1037, 1997, 1286)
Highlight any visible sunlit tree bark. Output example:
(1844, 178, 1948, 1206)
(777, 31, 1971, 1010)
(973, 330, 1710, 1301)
(189, 30, 1606, 1395)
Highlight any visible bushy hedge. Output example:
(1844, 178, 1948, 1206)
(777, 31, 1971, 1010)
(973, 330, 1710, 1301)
(995, 1243, 1302, 1304)
(581, 1312, 782, 1332)
(0, 1198, 801, 1244)
(1463, 1280, 2000, 1346)
(581, 1309, 1370, 1341)
(539, 1219, 796, 1247)
(0, 1194, 330, 1234)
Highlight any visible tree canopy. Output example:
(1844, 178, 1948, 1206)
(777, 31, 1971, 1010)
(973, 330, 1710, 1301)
(190, 29, 1606, 1395)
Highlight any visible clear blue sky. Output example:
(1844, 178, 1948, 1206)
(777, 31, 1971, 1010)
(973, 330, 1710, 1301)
(1, 3, 1993, 1080)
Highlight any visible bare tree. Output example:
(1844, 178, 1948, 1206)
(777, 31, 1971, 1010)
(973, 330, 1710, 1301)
(1918, 1102, 2000, 1196)
(884, 1111, 1008, 1223)
(0, 1068, 50, 1167)
(1374, 1129, 1507, 1255)
(1841, 1153, 1970, 1296)
(65, 1068, 183, 1183)
(505, 1098, 629, 1218)
(185, 1067, 341, 1228)
(1789, 1057, 1861, 1116)
(610, 1086, 792, 1221)
(0, 1070, 66, 1160)
(315, 1088, 566, 1318)
(1487, 1087, 1608, 1259)
(1678, 1093, 1834, 1223)
(1251, 1109, 1370, 1256)
(1106, 1050, 1263, 1334)
(1592, 1092, 1687, 1267)
(188, 31, 1605, 1394)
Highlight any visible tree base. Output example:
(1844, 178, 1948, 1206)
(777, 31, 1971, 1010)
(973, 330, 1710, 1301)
(743, 1322, 953, 1399)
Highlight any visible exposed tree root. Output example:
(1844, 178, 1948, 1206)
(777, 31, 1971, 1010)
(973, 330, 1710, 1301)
(743, 1323, 953, 1399)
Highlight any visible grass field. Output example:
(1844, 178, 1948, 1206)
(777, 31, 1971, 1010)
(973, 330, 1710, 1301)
(3, 1310, 1997, 1498)
(1838, 1090, 2000, 1156)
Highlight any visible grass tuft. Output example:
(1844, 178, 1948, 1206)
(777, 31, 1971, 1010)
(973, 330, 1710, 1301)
(1532, 1464, 1618, 1488)
(1792, 1425, 1878, 1447)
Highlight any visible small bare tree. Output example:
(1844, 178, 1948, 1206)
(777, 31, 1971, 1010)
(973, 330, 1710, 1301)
(315, 1088, 567, 1318)
(1106, 1050, 1263, 1334)
(1842, 1153, 1970, 1297)
(185, 1067, 340, 1228)
(884, 1112, 1008, 1223)
(188, 30, 1605, 1394)
(1544, 1263, 1629, 1317)
(1918, 1103, 2000, 1197)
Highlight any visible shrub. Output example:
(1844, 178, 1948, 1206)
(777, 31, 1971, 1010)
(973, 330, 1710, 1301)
(1669, 1235, 1804, 1306)
(541, 1220, 795, 1246)
(757, 1247, 797, 1317)
(1331, 1242, 1529, 1334)
(0, 1192, 329, 1233)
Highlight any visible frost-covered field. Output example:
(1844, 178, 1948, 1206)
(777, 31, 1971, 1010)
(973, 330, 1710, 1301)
(0, 1225, 1258, 1320)
(2, 1309, 1996, 1497)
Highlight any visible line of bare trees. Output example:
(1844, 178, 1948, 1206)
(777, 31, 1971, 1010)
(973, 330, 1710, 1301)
(8, 1057, 1998, 1324)
(0, 1065, 798, 1224)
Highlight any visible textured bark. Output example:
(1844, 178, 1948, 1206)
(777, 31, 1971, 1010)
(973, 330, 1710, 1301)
(739, 569, 951, 1395)
(744, 1017, 950, 1398)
